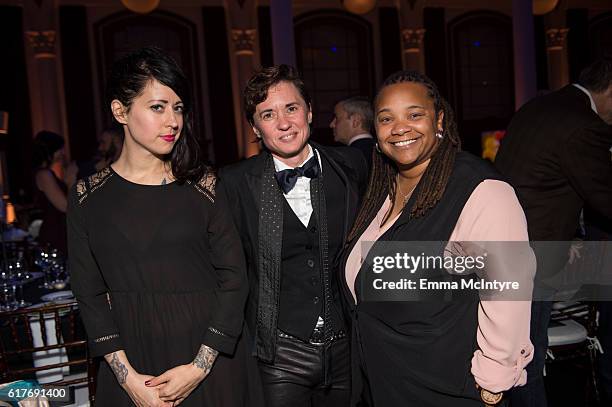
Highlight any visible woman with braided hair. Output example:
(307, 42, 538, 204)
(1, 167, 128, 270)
(340, 71, 535, 406)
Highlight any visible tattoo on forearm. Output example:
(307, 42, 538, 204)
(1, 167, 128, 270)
(109, 353, 128, 384)
(192, 345, 218, 372)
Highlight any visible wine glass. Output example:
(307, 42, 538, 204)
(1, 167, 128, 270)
(34, 247, 54, 289)
(12, 258, 31, 307)
(0, 283, 17, 311)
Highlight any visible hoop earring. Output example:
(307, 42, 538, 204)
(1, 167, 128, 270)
(375, 143, 381, 153)
(435, 131, 443, 139)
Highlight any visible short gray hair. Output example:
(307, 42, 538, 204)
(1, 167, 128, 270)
(578, 56, 612, 93)
(338, 96, 373, 132)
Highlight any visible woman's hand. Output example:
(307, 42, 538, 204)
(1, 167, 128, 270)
(124, 371, 171, 407)
(105, 350, 170, 407)
(145, 363, 207, 404)
(145, 344, 219, 405)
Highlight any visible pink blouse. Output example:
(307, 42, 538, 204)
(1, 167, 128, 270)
(345, 179, 535, 393)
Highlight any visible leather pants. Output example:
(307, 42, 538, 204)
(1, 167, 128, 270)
(258, 334, 351, 407)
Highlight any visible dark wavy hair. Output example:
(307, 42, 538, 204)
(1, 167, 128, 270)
(244, 64, 311, 125)
(32, 130, 65, 169)
(105, 46, 206, 183)
(347, 70, 461, 242)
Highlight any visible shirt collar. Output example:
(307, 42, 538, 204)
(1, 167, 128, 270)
(573, 84, 598, 114)
(348, 133, 374, 145)
(272, 144, 321, 172)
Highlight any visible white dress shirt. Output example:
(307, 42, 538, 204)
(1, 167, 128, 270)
(348, 133, 374, 146)
(272, 145, 322, 227)
(573, 84, 611, 155)
(573, 83, 598, 114)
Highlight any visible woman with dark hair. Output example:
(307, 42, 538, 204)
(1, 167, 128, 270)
(33, 130, 69, 254)
(341, 71, 535, 406)
(220, 64, 366, 407)
(67, 47, 250, 406)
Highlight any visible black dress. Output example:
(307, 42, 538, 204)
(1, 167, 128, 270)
(67, 167, 257, 406)
(35, 168, 68, 255)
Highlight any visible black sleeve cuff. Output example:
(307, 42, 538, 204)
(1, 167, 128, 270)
(202, 326, 238, 355)
(89, 333, 123, 357)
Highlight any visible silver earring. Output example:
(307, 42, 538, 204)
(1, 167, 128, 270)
(435, 131, 443, 139)
(375, 143, 381, 153)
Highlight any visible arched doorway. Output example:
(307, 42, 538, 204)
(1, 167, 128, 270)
(294, 10, 374, 144)
(590, 12, 612, 60)
(94, 11, 207, 157)
(448, 11, 514, 155)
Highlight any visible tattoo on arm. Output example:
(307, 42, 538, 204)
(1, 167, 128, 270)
(192, 345, 219, 373)
(109, 352, 128, 385)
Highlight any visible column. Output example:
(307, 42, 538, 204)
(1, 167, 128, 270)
(401, 28, 426, 72)
(23, 0, 67, 140)
(269, 0, 296, 67)
(397, 2, 426, 73)
(231, 28, 261, 157)
(512, 0, 537, 109)
(545, 28, 570, 90)
(227, 0, 260, 158)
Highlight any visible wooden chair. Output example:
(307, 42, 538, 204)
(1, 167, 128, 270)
(0, 301, 97, 403)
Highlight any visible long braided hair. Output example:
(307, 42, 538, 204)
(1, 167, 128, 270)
(347, 71, 461, 243)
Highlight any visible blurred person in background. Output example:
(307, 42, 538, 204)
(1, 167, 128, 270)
(330, 96, 375, 168)
(32, 130, 70, 254)
(495, 57, 612, 407)
(75, 126, 124, 181)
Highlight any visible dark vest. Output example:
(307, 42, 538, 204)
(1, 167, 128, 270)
(277, 154, 346, 340)
(352, 152, 504, 406)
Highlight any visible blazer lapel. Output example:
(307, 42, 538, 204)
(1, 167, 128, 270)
(313, 143, 356, 243)
(244, 153, 268, 216)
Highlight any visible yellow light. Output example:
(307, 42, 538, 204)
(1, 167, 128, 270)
(5, 201, 15, 224)
(533, 0, 558, 16)
(120, 0, 160, 14)
(342, 0, 376, 15)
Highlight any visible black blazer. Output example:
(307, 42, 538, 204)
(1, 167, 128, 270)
(218, 142, 367, 360)
(496, 85, 612, 242)
(349, 136, 375, 169)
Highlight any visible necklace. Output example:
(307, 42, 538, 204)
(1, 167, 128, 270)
(161, 164, 172, 185)
(397, 175, 417, 205)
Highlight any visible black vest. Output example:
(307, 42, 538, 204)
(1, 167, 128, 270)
(352, 152, 504, 406)
(277, 154, 346, 340)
